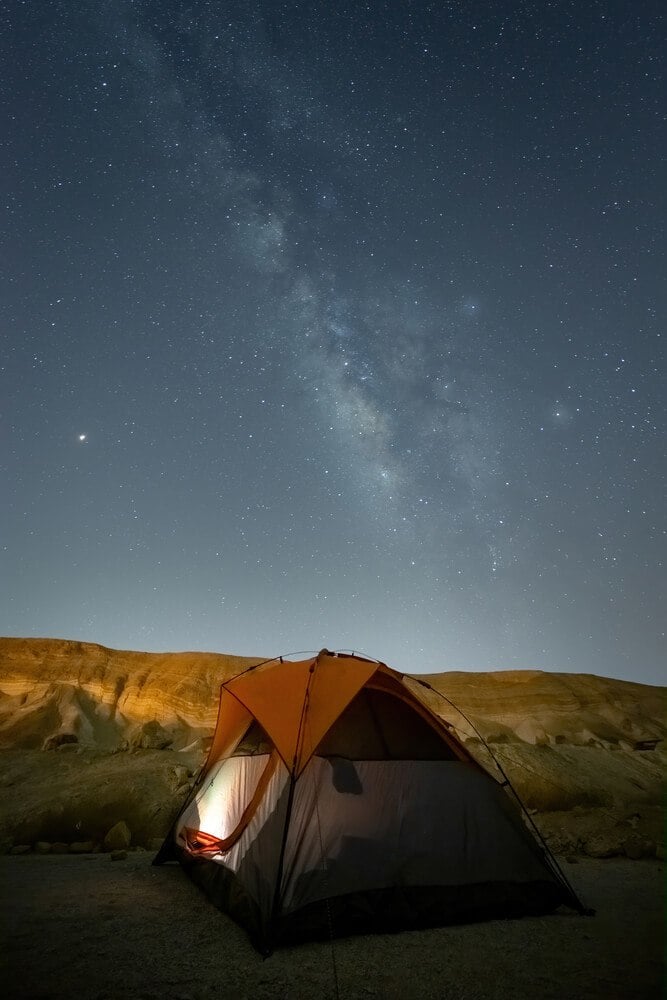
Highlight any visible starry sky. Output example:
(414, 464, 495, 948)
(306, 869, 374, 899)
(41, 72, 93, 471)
(2, 1, 665, 685)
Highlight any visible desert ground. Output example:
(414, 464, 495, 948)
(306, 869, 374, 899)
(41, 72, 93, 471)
(0, 638, 664, 998)
(1, 852, 663, 1000)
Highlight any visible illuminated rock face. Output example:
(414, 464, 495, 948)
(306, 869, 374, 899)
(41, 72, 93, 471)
(0, 637, 260, 750)
(0, 636, 664, 754)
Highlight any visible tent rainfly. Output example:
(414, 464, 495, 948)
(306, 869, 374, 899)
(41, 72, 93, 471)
(155, 650, 585, 952)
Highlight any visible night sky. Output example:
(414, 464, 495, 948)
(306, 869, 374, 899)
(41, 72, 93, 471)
(2, 2, 664, 685)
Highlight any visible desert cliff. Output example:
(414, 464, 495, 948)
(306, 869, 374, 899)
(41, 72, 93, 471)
(0, 637, 663, 857)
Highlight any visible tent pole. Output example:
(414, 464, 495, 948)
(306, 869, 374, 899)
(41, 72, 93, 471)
(266, 769, 297, 956)
(267, 657, 319, 954)
(313, 766, 341, 1000)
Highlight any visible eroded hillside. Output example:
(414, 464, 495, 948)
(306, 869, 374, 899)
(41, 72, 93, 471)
(0, 637, 663, 856)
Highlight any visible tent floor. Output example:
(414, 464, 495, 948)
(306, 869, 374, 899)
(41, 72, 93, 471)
(276, 878, 571, 946)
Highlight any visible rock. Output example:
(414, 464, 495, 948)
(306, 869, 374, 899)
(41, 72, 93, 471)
(42, 732, 78, 751)
(10, 845, 31, 855)
(70, 841, 95, 854)
(623, 836, 655, 860)
(104, 820, 131, 852)
(132, 720, 173, 751)
(171, 765, 190, 786)
(180, 737, 211, 755)
(544, 832, 577, 856)
(0, 837, 13, 855)
(110, 850, 127, 861)
(583, 831, 625, 858)
(51, 842, 69, 854)
(149, 837, 165, 852)
(34, 841, 52, 854)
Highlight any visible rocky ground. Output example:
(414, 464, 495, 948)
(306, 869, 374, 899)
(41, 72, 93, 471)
(1, 852, 663, 999)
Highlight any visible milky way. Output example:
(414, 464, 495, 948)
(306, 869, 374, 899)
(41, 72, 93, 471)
(2, 2, 664, 682)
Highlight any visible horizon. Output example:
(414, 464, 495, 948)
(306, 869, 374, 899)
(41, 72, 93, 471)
(2, 632, 663, 688)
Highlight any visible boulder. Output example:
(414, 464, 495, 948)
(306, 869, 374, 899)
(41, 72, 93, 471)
(132, 721, 173, 751)
(10, 845, 31, 855)
(69, 841, 95, 854)
(544, 831, 578, 856)
(583, 831, 625, 858)
(110, 850, 127, 861)
(171, 765, 190, 787)
(51, 842, 69, 854)
(34, 841, 52, 854)
(103, 820, 131, 852)
(42, 732, 78, 752)
(623, 835, 655, 860)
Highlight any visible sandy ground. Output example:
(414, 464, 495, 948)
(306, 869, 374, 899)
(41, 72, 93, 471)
(1, 854, 662, 1000)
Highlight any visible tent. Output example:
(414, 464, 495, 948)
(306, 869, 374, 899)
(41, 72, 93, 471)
(155, 650, 583, 951)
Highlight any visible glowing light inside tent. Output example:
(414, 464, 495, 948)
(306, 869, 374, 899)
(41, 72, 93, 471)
(178, 755, 270, 841)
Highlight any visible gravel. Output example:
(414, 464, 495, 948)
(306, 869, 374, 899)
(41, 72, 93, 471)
(1, 854, 662, 1000)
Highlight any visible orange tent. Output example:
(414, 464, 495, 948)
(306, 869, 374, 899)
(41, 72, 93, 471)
(155, 650, 582, 951)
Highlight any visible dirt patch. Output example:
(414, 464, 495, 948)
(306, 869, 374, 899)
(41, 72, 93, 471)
(1, 854, 662, 999)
